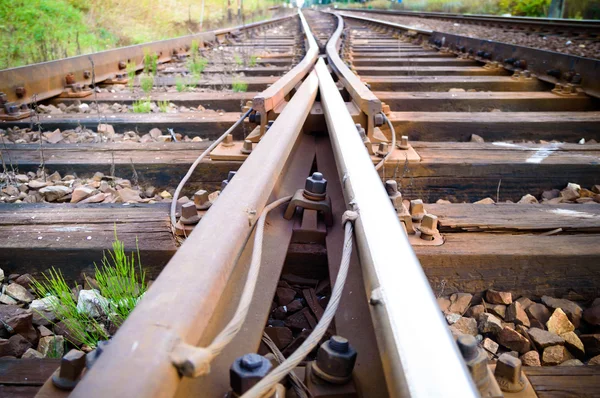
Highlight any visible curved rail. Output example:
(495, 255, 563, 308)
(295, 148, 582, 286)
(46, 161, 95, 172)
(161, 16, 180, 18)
(0, 14, 294, 105)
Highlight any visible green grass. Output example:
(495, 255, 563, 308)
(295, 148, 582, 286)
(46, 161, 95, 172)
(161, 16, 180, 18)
(187, 56, 208, 77)
(175, 76, 195, 92)
(126, 61, 137, 91)
(31, 231, 147, 348)
(234, 53, 243, 67)
(143, 48, 158, 75)
(132, 99, 152, 113)
(140, 75, 154, 94)
(232, 78, 248, 93)
(158, 100, 170, 113)
(249, 55, 258, 68)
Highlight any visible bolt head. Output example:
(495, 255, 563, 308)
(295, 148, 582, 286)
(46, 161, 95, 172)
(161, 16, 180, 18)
(374, 113, 384, 127)
(230, 354, 272, 395)
(421, 214, 438, 231)
(384, 180, 398, 195)
(305, 172, 327, 196)
(316, 336, 357, 379)
(495, 353, 525, 392)
(409, 199, 425, 221)
(457, 335, 478, 360)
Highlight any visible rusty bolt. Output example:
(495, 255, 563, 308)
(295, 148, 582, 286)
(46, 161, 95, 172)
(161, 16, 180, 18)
(0, 92, 7, 104)
(374, 113, 384, 127)
(376, 142, 389, 157)
(249, 111, 261, 124)
(457, 335, 491, 392)
(222, 133, 234, 147)
(523, 70, 531, 78)
(118, 61, 126, 70)
(313, 335, 357, 384)
(409, 199, 426, 221)
(180, 202, 200, 225)
(419, 214, 438, 241)
(193, 189, 211, 210)
(230, 353, 272, 395)
(15, 86, 26, 99)
(398, 135, 409, 150)
(221, 170, 236, 190)
(52, 349, 86, 390)
(5, 103, 19, 116)
(514, 59, 527, 70)
(563, 84, 574, 94)
(241, 139, 253, 154)
(547, 69, 561, 79)
(65, 73, 76, 85)
(83, 70, 91, 79)
(385, 180, 403, 211)
(494, 353, 525, 393)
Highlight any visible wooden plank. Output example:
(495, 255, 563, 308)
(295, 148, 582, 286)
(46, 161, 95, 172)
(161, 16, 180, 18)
(0, 203, 177, 282)
(0, 359, 60, 385)
(354, 66, 508, 76)
(353, 57, 477, 66)
(423, 203, 600, 232)
(417, 233, 600, 299)
(386, 111, 600, 141)
(364, 75, 546, 91)
(374, 91, 596, 112)
(5, 111, 249, 139)
(127, 75, 278, 90)
(48, 91, 256, 112)
(525, 366, 600, 398)
(159, 66, 289, 77)
(4, 141, 599, 201)
(351, 51, 456, 58)
(0, 385, 41, 398)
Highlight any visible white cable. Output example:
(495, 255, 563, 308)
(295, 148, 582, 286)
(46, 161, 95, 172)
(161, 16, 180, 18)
(375, 113, 396, 171)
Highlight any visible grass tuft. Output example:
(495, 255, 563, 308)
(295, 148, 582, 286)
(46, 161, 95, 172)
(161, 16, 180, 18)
(157, 100, 170, 113)
(232, 78, 248, 93)
(248, 55, 258, 67)
(132, 99, 152, 113)
(140, 75, 154, 94)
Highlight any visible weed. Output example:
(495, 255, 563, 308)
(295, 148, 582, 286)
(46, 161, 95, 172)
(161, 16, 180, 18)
(232, 78, 248, 93)
(140, 75, 154, 94)
(32, 231, 147, 348)
(249, 55, 258, 67)
(234, 53, 243, 67)
(158, 100, 170, 113)
(132, 99, 152, 113)
(175, 77, 187, 92)
(143, 48, 158, 75)
(126, 61, 137, 91)
(190, 39, 200, 56)
(187, 56, 208, 77)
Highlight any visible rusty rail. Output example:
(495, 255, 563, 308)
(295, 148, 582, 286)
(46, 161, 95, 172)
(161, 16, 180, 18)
(251, 9, 319, 137)
(314, 56, 478, 397)
(338, 11, 600, 98)
(325, 13, 385, 143)
(0, 14, 294, 105)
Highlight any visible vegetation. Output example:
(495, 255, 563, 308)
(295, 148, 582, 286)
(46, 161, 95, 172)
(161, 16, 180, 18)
(232, 78, 248, 92)
(158, 100, 170, 113)
(249, 55, 259, 67)
(140, 75, 154, 94)
(143, 49, 158, 75)
(32, 232, 147, 348)
(1, 0, 283, 70)
(132, 99, 152, 113)
(234, 53, 244, 67)
(126, 61, 137, 91)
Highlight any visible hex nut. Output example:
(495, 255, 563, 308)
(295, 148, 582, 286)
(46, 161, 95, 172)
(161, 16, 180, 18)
(230, 353, 272, 395)
(376, 142, 389, 157)
(398, 135, 409, 150)
(304, 172, 327, 197)
(15, 86, 26, 98)
(314, 336, 357, 382)
(495, 353, 525, 393)
(419, 214, 438, 241)
(222, 134, 234, 147)
(241, 139, 253, 154)
(409, 199, 426, 221)
(457, 335, 490, 391)
(52, 349, 86, 390)
(385, 180, 402, 211)
(180, 202, 200, 225)
(374, 113, 384, 127)
(193, 189, 211, 210)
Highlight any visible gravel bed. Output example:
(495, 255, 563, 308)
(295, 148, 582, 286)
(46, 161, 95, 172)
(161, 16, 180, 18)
(343, 11, 600, 59)
(439, 289, 600, 366)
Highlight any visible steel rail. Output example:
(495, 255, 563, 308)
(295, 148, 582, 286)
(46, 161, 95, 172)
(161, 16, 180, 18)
(325, 12, 384, 141)
(338, 12, 600, 98)
(66, 72, 319, 398)
(0, 14, 294, 105)
(252, 9, 319, 134)
(337, 8, 600, 33)
(314, 57, 478, 397)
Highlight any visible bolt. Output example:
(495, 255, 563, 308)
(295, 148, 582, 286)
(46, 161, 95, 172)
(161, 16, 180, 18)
(249, 111, 261, 124)
(65, 73, 76, 85)
(313, 335, 358, 384)
(230, 353, 272, 395)
(52, 349, 86, 390)
(385, 180, 403, 211)
(514, 59, 527, 70)
(376, 142, 389, 157)
(409, 199, 426, 221)
(571, 73, 582, 84)
(118, 61, 126, 70)
(193, 189, 211, 210)
(304, 172, 327, 199)
(15, 86, 26, 99)
(398, 135, 409, 150)
(494, 353, 525, 393)
(83, 70, 91, 79)
(374, 113, 384, 127)
(457, 335, 493, 394)
(221, 170, 236, 190)
(5, 103, 19, 116)
(0, 92, 7, 105)
(222, 133, 234, 147)
(241, 139, 253, 154)
(547, 69, 561, 79)
(419, 214, 438, 241)
(522, 70, 531, 78)
(180, 202, 200, 225)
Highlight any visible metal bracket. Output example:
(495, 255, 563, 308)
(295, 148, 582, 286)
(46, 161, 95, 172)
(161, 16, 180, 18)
(284, 189, 333, 227)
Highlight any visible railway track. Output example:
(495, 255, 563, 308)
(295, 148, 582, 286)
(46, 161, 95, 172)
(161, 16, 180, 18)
(0, 8, 599, 398)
